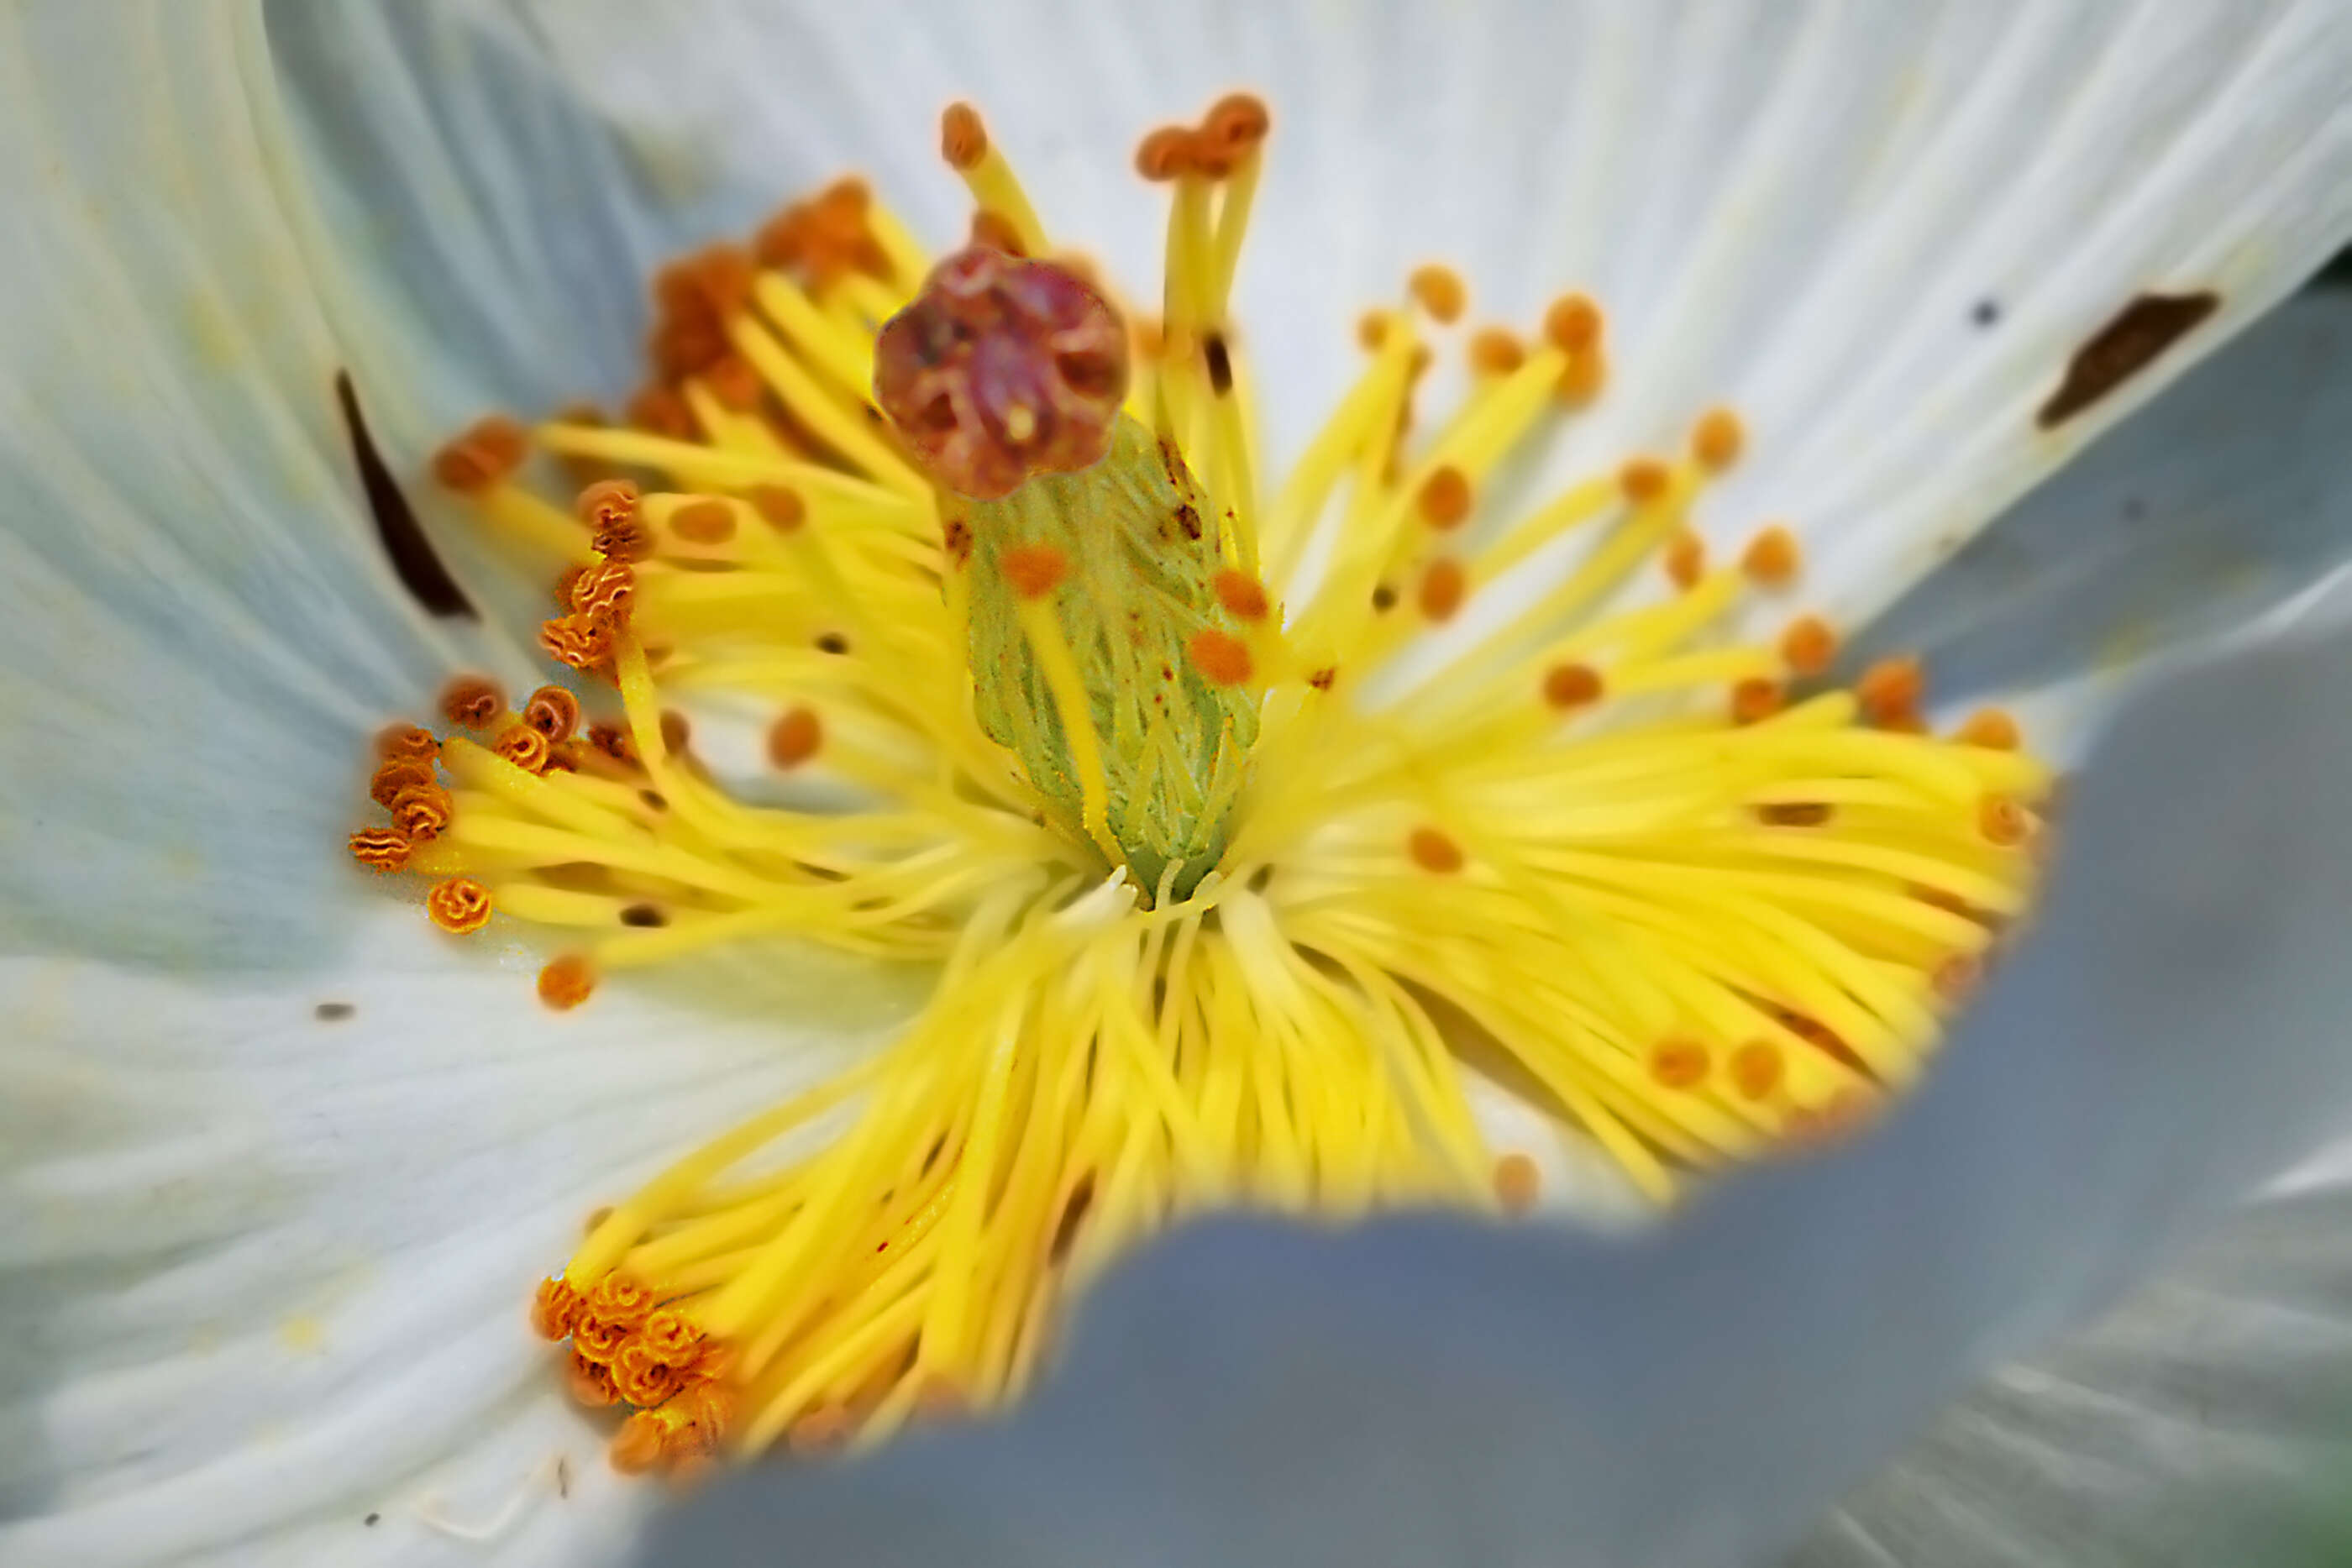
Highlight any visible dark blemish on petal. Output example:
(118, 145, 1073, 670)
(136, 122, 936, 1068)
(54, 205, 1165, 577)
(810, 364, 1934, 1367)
(1971, 298, 2001, 328)
(619, 903, 668, 928)
(1246, 864, 1275, 893)
(1204, 333, 1233, 396)
(816, 632, 850, 655)
(556, 1455, 573, 1499)
(638, 789, 669, 812)
(1173, 501, 1203, 541)
(314, 1001, 355, 1022)
(1370, 585, 1399, 613)
(2122, 496, 2148, 523)
(364, 1513, 381, 1527)
(335, 371, 475, 619)
(2037, 291, 2220, 428)
(1306, 666, 1336, 691)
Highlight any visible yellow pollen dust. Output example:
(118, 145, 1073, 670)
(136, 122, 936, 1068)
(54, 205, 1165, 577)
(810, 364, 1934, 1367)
(355, 91, 2052, 1478)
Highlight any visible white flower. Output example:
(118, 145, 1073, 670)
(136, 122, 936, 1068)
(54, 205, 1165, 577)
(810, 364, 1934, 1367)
(4, 3, 2352, 1565)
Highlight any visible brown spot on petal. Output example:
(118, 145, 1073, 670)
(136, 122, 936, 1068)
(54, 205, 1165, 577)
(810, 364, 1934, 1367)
(336, 372, 474, 619)
(2037, 291, 2219, 428)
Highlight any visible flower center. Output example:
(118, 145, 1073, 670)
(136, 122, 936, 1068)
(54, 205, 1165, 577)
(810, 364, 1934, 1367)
(349, 95, 2049, 1474)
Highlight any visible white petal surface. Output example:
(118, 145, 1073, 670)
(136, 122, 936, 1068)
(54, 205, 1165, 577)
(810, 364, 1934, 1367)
(486, 0, 2352, 642)
(647, 616, 2352, 1568)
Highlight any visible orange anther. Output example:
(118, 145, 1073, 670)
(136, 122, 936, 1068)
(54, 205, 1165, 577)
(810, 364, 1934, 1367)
(609, 1411, 668, 1475)
(1134, 125, 1198, 182)
(368, 757, 434, 810)
(391, 783, 454, 842)
(1663, 530, 1706, 590)
(1956, 708, 2020, 750)
(438, 675, 503, 731)
(1417, 464, 1474, 529)
(1418, 559, 1467, 621)
(523, 686, 582, 741)
(1619, 458, 1671, 505)
(1741, 525, 1802, 588)
(427, 877, 493, 935)
(1188, 628, 1253, 685)
(539, 613, 616, 672)
(1541, 293, 1604, 354)
(1978, 793, 2032, 847)
(1556, 344, 1608, 403)
(575, 479, 640, 531)
(1856, 655, 1925, 726)
(586, 1274, 657, 1327)
(1357, 311, 1389, 352)
(1001, 544, 1068, 600)
(940, 102, 989, 170)
(1730, 1040, 1784, 1101)
(613, 1341, 689, 1408)
(788, 1405, 853, 1456)
(704, 353, 762, 412)
(1492, 1152, 1541, 1214)
(1408, 265, 1467, 324)
(1201, 92, 1272, 155)
(1213, 569, 1270, 621)
(1650, 1037, 1711, 1088)
(1731, 677, 1785, 725)
(430, 415, 528, 493)
(670, 499, 737, 545)
(567, 1351, 621, 1408)
(1468, 328, 1526, 376)
(1932, 953, 1982, 1003)
(750, 485, 806, 533)
(1690, 407, 1745, 471)
(347, 827, 412, 873)
(626, 385, 696, 440)
(768, 706, 823, 768)
(1779, 614, 1837, 677)
(1408, 826, 1464, 874)
(373, 722, 440, 764)
(495, 723, 554, 775)
(1542, 662, 1604, 710)
(531, 1277, 585, 1340)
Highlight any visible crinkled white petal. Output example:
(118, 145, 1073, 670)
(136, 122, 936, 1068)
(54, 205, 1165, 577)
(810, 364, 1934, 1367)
(643, 616, 2352, 1568)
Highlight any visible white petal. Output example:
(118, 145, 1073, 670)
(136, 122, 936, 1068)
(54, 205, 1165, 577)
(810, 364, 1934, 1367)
(494, 0, 2352, 640)
(642, 616, 2352, 1568)
(1850, 290, 2352, 763)
(1803, 1151, 2352, 1566)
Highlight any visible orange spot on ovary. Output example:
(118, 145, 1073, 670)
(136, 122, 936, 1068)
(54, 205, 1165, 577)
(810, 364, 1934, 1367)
(768, 706, 824, 768)
(1001, 544, 1069, 600)
(1407, 826, 1464, 874)
(1741, 525, 1801, 588)
(1417, 559, 1467, 621)
(750, 485, 806, 533)
(427, 878, 494, 935)
(1468, 328, 1525, 376)
(1978, 794, 2033, 847)
(1213, 569, 1270, 621)
(439, 675, 503, 730)
(1188, 629, 1253, 685)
